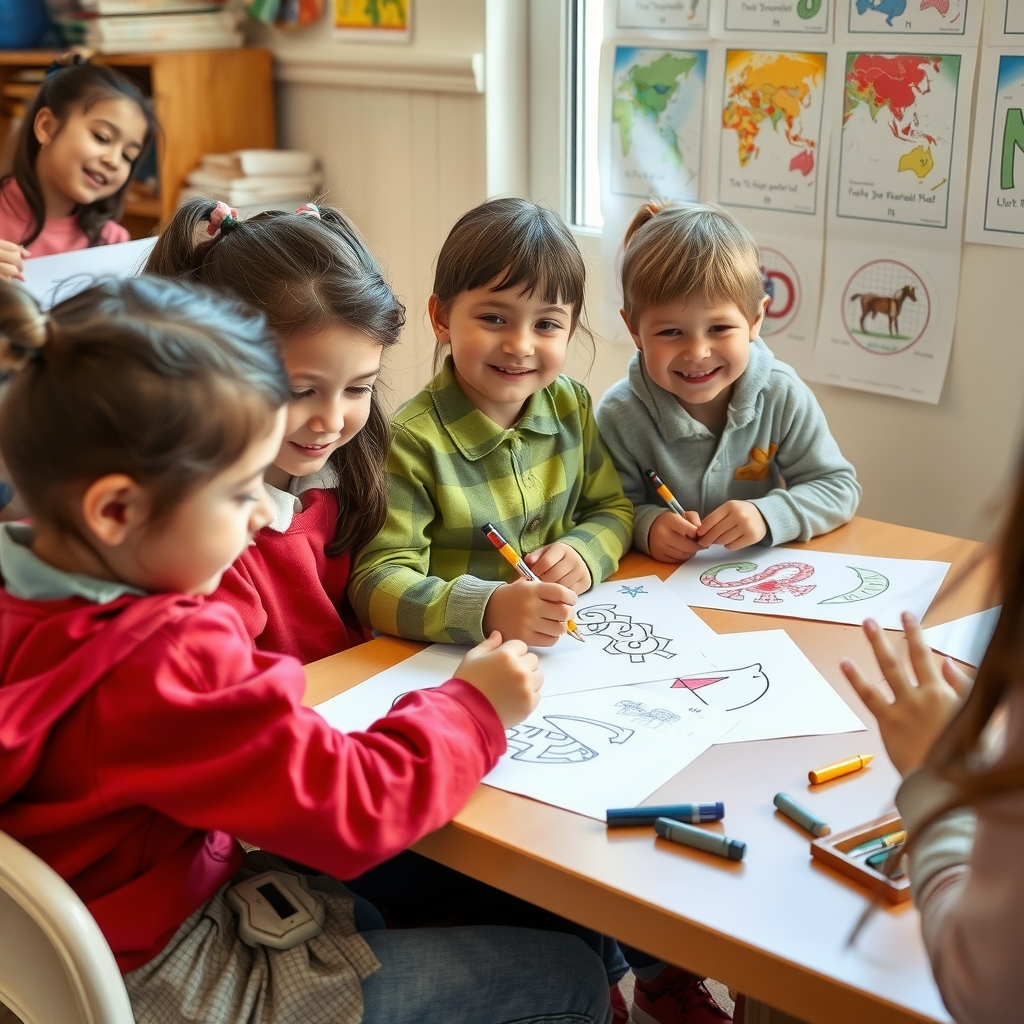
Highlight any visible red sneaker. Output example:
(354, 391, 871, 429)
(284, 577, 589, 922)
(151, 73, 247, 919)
(611, 983, 630, 1023)
(631, 967, 732, 1024)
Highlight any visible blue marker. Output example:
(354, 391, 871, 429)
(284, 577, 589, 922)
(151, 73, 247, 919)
(607, 803, 724, 827)
(773, 792, 831, 837)
(654, 817, 746, 861)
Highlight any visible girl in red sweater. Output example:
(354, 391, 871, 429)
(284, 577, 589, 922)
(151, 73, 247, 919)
(0, 276, 611, 1024)
(146, 199, 402, 664)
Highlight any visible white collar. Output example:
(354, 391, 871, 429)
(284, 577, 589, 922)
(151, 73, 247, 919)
(264, 462, 340, 534)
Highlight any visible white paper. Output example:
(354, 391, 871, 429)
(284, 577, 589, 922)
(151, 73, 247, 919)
(921, 607, 1000, 666)
(965, 49, 1024, 247)
(666, 545, 950, 628)
(638, 629, 867, 743)
(809, 48, 974, 403)
(21, 237, 158, 309)
(837, 0, 981, 45)
(483, 684, 731, 820)
(707, 46, 832, 372)
(315, 577, 722, 734)
(988, 0, 1024, 44)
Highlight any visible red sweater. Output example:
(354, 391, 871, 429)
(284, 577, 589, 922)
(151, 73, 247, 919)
(0, 588, 505, 972)
(214, 489, 367, 663)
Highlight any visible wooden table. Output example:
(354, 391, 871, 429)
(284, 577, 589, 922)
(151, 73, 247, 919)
(304, 518, 993, 1024)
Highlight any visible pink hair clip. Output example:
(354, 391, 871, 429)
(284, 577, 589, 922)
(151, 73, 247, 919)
(295, 202, 321, 220)
(207, 201, 239, 236)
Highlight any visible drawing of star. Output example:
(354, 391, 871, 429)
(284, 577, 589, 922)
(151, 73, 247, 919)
(619, 585, 647, 598)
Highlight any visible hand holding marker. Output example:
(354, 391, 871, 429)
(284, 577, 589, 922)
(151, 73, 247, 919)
(481, 524, 584, 642)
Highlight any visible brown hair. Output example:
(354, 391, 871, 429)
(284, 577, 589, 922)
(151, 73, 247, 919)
(146, 198, 405, 556)
(0, 277, 288, 538)
(620, 201, 765, 328)
(431, 197, 592, 372)
(2, 56, 158, 248)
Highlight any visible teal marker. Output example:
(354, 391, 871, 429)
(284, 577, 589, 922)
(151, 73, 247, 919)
(866, 845, 906, 878)
(848, 829, 906, 858)
(773, 792, 831, 837)
(655, 817, 746, 861)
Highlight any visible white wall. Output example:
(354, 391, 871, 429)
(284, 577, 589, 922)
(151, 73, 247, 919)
(256, 7, 1017, 542)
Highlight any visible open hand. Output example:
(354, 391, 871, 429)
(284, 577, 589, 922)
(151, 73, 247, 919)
(524, 542, 591, 594)
(697, 500, 767, 549)
(482, 578, 578, 647)
(840, 612, 973, 776)
(454, 631, 543, 727)
(648, 510, 702, 563)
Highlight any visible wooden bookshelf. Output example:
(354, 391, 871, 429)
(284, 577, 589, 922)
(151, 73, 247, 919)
(0, 48, 275, 238)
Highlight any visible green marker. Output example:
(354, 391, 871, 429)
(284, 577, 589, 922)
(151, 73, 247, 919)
(773, 792, 831, 837)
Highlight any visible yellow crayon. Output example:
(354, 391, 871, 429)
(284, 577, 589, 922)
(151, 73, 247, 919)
(645, 469, 687, 518)
(808, 753, 874, 785)
(481, 523, 583, 642)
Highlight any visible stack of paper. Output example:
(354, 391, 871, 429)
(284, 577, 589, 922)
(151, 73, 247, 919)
(182, 150, 321, 209)
(57, 5, 243, 52)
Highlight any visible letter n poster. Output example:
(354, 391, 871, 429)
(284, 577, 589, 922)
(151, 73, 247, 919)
(810, 47, 975, 403)
(965, 48, 1024, 248)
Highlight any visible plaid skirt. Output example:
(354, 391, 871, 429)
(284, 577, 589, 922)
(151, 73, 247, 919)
(123, 852, 380, 1024)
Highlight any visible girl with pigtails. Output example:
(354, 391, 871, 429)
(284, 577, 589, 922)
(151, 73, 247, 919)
(147, 198, 403, 663)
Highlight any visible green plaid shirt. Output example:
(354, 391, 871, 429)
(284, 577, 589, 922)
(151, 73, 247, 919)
(350, 358, 633, 643)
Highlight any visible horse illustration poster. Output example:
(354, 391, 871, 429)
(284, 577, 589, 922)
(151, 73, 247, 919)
(639, 630, 867, 744)
(484, 684, 731, 820)
(666, 545, 950, 629)
(811, 48, 974, 402)
(315, 577, 723, 735)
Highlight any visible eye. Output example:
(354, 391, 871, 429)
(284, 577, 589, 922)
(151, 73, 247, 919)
(235, 492, 260, 505)
(346, 385, 373, 397)
(92, 132, 109, 144)
(480, 313, 507, 325)
(657, 328, 682, 337)
(290, 388, 315, 400)
(536, 319, 564, 332)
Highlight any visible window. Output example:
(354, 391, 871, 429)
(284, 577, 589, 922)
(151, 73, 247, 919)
(569, 0, 604, 229)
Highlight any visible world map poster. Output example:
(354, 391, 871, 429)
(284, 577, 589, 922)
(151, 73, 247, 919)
(720, 0, 830, 35)
(840, 0, 978, 42)
(610, 46, 707, 200)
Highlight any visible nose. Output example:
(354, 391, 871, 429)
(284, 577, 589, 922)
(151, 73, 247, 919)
(100, 147, 119, 169)
(309, 395, 344, 436)
(501, 324, 535, 358)
(678, 333, 712, 362)
(251, 485, 275, 534)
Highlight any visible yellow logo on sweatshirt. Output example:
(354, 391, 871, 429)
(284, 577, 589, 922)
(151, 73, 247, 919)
(734, 443, 777, 481)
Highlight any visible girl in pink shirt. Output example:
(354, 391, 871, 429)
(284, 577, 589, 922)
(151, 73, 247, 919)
(0, 55, 157, 278)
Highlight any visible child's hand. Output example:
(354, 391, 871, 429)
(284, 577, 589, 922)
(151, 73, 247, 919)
(0, 240, 28, 282)
(697, 500, 767, 549)
(840, 613, 973, 776)
(648, 510, 701, 563)
(454, 630, 543, 727)
(482, 578, 578, 647)
(524, 542, 591, 594)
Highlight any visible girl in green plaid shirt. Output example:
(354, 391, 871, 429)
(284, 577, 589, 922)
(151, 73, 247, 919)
(350, 198, 633, 647)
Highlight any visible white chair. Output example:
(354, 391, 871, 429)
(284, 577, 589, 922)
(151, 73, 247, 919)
(0, 829, 134, 1024)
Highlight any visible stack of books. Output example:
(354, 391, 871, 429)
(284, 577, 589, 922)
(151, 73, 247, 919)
(55, 0, 244, 52)
(179, 150, 322, 216)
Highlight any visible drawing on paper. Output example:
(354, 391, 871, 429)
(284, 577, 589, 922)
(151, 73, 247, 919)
(614, 700, 682, 728)
(699, 562, 816, 603)
(760, 248, 801, 338)
(819, 567, 890, 604)
(672, 663, 770, 711)
(619, 585, 648, 598)
(505, 716, 634, 763)
(840, 260, 930, 353)
(575, 603, 676, 662)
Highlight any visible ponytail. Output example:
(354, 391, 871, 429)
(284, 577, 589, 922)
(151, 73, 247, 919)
(0, 285, 50, 373)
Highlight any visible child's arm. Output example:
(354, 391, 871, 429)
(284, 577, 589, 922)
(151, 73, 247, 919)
(732, 373, 860, 545)
(553, 383, 633, 585)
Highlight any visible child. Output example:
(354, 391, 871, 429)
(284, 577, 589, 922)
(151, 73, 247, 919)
(0, 276, 613, 1024)
(596, 202, 860, 564)
(840, 512, 1021, 1022)
(350, 197, 633, 647)
(0, 55, 156, 275)
(147, 197, 401, 663)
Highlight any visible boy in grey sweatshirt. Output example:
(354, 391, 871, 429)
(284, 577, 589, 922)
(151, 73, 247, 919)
(596, 202, 860, 562)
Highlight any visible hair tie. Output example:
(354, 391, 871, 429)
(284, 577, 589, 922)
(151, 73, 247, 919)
(207, 201, 239, 236)
(642, 200, 662, 219)
(46, 51, 90, 77)
(295, 202, 322, 220)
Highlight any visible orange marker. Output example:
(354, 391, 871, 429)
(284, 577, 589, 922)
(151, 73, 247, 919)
(480, 523, 584, 642)
(808, 754, 874, 785)
(645, 469, 687, 517)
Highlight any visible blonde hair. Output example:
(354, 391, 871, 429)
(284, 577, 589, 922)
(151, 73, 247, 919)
(620, 201, 765, 328)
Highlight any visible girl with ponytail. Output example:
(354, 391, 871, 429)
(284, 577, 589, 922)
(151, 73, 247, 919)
(147, 197, 405, 662)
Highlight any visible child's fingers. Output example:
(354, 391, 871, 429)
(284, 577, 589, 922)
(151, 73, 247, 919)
(840, 657, 892, 719)
(901, 612, 944, 689)
(862, 618, 914, 699)
(696, 517, 733, 548)
(536, 581, 577, 607)
(525, 544, 564, 577)
(684, 510, 702, 529)
(941, 658, 974, 699)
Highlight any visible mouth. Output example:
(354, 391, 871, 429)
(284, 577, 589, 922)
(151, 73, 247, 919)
(673, 366, 722, 386)
(288, 440, 335, 456)
(488, 364, 537, 380)
(84, 169, 108, 189)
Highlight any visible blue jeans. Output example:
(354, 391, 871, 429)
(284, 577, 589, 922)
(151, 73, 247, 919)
(359, 925, 612, 1024)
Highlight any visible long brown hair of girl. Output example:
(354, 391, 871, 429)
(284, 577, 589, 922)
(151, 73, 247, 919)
(3, 57, 158, 247)
(146, 198, 405, 556)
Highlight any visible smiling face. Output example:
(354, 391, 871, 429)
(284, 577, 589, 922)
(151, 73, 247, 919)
(626, 296, 766, 430)
(429, 280, 574, 430)
(264, 324, 383, 490)
(33, 95, 148, 217)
